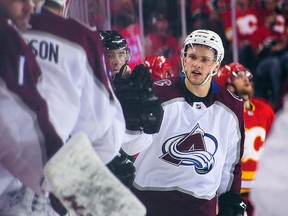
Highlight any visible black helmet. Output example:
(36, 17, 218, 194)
(99, 30, 128, 50)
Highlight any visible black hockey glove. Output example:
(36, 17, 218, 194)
(106, 150, 136, 188)
(128, 64, 154, 89)
(114, 64, 164, 134)
(217, 192, 247, 216)
(114, 69, 142, 131)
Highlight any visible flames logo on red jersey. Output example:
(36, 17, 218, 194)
(159, 124, 218, 174)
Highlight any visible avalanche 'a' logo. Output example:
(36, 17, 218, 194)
(159, 123, 218, 174)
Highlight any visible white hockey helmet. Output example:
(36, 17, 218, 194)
(46, 0, 71, 17)
(49, 0, 66, 7)
(183, 29, 224, 63)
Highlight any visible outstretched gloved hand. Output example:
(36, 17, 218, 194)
(113, 64, 164, 134)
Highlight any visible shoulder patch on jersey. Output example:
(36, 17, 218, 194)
(228, 90, 243, 102)
(154, 79, 172, 86)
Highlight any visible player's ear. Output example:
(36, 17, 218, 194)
(215, 62, 221, 71)
(227, 85, 235, 93)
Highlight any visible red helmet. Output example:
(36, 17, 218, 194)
(144, 55, 174, 81)
(215, 62, 253, 87)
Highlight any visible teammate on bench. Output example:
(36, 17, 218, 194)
(100, 30, 164, 188)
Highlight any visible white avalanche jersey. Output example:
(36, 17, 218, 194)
(24, 9, 125, 164)
(133, 76, 245, 199)
(0, 18, 63, 195)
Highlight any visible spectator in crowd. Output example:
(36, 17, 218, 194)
(215, 62, 275, 215)
(251, 9, 288, 108)
(143, 0, 182, 38)
(142, 0, 170, 34)
(110, 0, 137, 32)
(187, 0, 212, 32)
(209, 0, 234, 64)
(123, 29, 246, 216)
(109, 0, 142, 70)
(144, 12, 181, 75)
(258, 0, 287, 37)
(218, 0, 263, 70)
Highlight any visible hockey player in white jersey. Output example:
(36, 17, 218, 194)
(25, 0, 159, 215)
(124, 29, 247, 216)
(25, 0, 126, 165)
(20, 0, 128, 215)
(0, 0, 64, 215)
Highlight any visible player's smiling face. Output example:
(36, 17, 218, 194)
(183, 45, 219, 86)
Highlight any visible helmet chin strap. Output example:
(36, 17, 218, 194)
(198, 67, 217, 86)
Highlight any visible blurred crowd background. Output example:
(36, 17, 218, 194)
(67, 0, 288, 110)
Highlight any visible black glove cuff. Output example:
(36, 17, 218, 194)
(218, 192, 246, 216)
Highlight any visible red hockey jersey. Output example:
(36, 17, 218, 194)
(241, 97, 274, 193)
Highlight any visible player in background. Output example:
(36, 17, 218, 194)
(99, 29, 164, 139)
(215, 62, 275, 216)
(144, 54, 175, 81)
(99, 30, 135, 187)
(99, 30, 132, 80)
(99, 30, 135, 188)
(100, 30, 165, 187)
(122, 29, 246, 216)
(0, 0, 64, 215)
